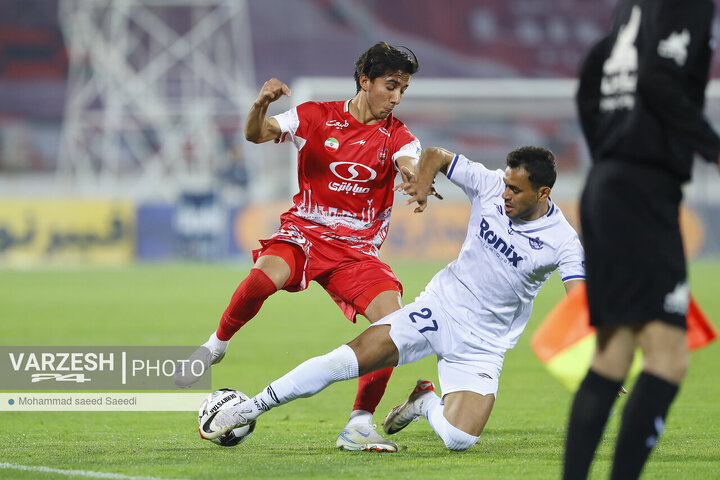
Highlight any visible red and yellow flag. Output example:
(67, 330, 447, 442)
(530, 285, 717, 390)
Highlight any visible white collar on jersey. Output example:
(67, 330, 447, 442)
(507, 199, 557, 234)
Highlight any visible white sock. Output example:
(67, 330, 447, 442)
(426, 399, 479, 451)
(346, 410, 373, 427)
(239, 345, 359, 422)
(417, 390, 441, 417)
(205, 332, 229, 353)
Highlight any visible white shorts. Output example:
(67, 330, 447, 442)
(372, 293, 505, 397)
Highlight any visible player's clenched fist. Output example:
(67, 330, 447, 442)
(254, 78, 292, 107)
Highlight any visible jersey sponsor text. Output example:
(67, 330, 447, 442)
(328, 181, 371, 195)
(478, 217, 523, 267)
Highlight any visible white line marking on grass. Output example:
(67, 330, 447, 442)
(0, 463, 187, 480)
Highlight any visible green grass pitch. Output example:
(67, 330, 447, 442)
(0, 261, 718, 479)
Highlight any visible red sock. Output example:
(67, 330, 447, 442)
(216, 268, 277, 341)
(352, 367, 394, 414)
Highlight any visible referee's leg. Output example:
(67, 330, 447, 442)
(563, 327, 633, 480)
(609, 321, 687, 480)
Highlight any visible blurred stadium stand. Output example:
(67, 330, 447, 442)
(0, 0, 719, 263)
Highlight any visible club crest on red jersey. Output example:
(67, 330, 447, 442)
(377, 148, 388, 165)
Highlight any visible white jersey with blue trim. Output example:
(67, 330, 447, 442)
(422, 154, 585, 352)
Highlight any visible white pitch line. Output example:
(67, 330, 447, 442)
(0, 463, 187, 480)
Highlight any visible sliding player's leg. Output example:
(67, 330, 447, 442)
(199, 323, 399, 440)
(383, 346, 500, 451)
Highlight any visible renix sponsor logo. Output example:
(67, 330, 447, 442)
(478, 218, 523, 267)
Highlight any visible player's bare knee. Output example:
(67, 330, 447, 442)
(643, 348, 689, 383)
(639, 322, 689, 382)
(348, 326, 397, 375)
(591, 352, 634, 382)
(254, 256, 291, 289)
(591, 328, 635, 380)
(364, 292, 402, 323)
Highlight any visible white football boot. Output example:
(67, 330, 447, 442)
(382, 379, 436, 435)
(174, 333, 227, 387)
(336, 424, 398, 452)
(198, 403, 249, 440)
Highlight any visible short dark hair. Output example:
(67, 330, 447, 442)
(354, 42, 419, 93)
(506, 146, 557, 189)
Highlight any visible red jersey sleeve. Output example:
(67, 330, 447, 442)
(388, 120, 421, 169)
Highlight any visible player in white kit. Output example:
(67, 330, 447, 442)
(199, 146, 585, 450)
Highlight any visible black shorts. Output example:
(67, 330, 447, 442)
(580, 160, 687, 329)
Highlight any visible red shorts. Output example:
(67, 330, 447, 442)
(252, 218, 402, 323)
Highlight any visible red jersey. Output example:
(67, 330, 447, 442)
(273, 100, 420, 256)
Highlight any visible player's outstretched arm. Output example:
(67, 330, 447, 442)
(245, 78, 291, 144)
(396, 155, 419, 184)
(563, 279, 584, 295)
(396, 155, 443, 208)
(395, 146, 454, 213)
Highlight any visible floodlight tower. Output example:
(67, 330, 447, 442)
(57, 0, 256, 198)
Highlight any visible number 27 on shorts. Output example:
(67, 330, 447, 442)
(408, 308, 438, 333)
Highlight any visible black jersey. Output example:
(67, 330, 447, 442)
(576, 0, 720, 182)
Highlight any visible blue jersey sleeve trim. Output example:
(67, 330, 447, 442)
(447, 154, 460, 179)
(561, 275, 585, 282)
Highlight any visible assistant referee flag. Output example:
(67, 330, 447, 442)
(531, 285, 717, 390)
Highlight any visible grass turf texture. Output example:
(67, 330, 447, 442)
(0, 261, 718, 479)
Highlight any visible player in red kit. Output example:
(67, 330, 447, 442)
(176, 42, 433, 452)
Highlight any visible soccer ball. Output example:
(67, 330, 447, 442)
(198, 388, 256, 447)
